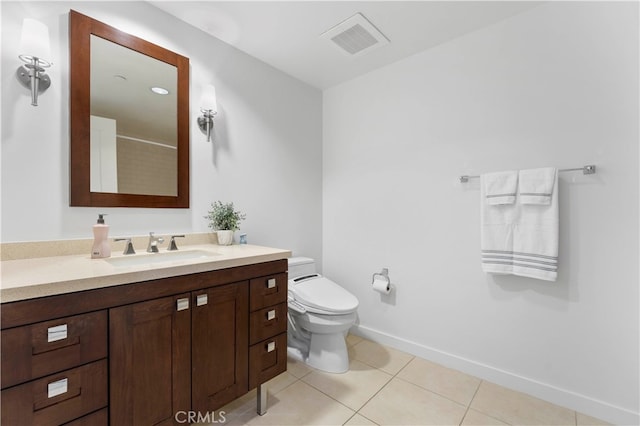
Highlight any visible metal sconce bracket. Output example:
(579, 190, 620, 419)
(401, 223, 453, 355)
(197, 110, 217, 142)
(16, 57, 51, 106)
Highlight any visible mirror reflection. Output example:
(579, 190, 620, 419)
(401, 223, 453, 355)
(90, 35, 177, 196)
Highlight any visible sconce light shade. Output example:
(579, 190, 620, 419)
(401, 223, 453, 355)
(19, 19, 51, 64)
(16, 18, 52, 106)
(201, 84, 217, 113)
(198, 84, 218, 142)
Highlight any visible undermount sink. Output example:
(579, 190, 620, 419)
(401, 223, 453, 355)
(104, 249, 219, 268)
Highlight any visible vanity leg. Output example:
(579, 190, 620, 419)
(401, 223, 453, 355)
(257, 384, 267, 415)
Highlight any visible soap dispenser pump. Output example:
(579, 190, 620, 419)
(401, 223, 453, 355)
(91, 214, 111, 259)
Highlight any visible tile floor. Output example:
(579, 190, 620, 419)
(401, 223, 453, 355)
(219, 335, 610, 426)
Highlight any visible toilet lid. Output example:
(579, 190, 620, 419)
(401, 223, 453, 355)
(291, 276, 359, 314)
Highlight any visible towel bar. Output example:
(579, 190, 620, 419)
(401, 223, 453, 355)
(459, 164, 596, 183)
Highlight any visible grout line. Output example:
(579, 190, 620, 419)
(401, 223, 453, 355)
(347, 349, 412, 424)
(459, 379, 484, 425)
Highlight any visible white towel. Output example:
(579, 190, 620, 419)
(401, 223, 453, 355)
(483, 170, 518, 205)
(519, 167, 556, 205)
(480, 168, 559, 281)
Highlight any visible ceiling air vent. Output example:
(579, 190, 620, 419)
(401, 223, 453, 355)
(321, 13, 389, 57)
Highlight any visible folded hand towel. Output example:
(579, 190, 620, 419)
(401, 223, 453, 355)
(481, 173, 517, 276)
(482, 170, 518, 205)
(480, 168, 559, 281)
(519, 167, 557, 205)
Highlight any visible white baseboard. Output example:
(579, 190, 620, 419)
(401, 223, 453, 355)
(350, 324, 639, 426)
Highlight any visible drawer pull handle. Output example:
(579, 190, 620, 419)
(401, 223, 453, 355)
(47, 378, 68, 398)
(177, 298, 190, 311)
(267, 278, 276, 289)
(266, 310, 276, 321)
(47, 324, 67, 342)
(196, 294, 208, 306)
(266, 341, 276, 352)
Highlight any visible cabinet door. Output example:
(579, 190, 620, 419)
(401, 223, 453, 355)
(110, 294, 191, 425)
(192, 282, 248, 411)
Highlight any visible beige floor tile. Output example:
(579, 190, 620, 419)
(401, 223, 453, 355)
(359, 377, 467, 425)
(218, 373, 299, 424)
(397, 357, 481, 406)
(346, 333, 364, 347)
(461, 409, 509, 425)
(302, 359, 393, 410)
(241, 380, 354, 425)
(470, 381, 575, 425)
(264, 371, 299, 394)
(219, 389, 260, 420)
(287, 355, 314, 378)
(576, 412, 611, 425)
(349, 339, 414, 375)
(344, 413, 379, 425)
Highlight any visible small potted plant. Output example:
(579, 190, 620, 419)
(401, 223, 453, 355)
(205, 201, 246, 245)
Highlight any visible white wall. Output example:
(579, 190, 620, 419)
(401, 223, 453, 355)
(323, 2, 638, 424)
(1, 1, 323, 264)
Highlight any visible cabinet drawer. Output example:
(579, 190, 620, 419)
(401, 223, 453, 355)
(249, 333, 287, 390)
(249, 273, 287, 311)
(1, 310, 107, 389)
(63, 408, 108, 426)
(249, 303, 287, 345)
(1, 359, 108, 426)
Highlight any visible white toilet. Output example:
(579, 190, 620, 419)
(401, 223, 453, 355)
(287, 257, 359, 373)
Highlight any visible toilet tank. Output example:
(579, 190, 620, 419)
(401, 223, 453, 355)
(288, 257, 317, 279)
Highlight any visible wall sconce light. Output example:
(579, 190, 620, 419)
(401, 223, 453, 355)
(16, 18, 52, 107)
(198, 84, 217, 142)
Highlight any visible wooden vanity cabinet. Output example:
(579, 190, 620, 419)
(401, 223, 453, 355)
(191, 283, 248, 411)
(109, 293, 191, 425)
(1, 311, 108, 425)
(0, 259, 287, 426)
(248, 273, 288, 390)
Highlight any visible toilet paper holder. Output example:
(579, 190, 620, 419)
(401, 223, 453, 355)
(372, 268, 391, 287)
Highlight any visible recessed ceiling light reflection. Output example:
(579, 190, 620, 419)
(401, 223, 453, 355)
(150, 86, 169, 95)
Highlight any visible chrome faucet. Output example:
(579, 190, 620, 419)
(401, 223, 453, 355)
(114, 238, 136, 255)
(147, 232, 164, 253)
(167, 235, 185, 251)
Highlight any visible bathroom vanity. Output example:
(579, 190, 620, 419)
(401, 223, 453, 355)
(0, 244, 290, 425)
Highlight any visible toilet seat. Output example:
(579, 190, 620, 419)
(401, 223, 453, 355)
(289, 276, 359, 315)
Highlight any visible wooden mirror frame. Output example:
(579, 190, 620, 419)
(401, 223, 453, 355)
(69, 10, 190, 208)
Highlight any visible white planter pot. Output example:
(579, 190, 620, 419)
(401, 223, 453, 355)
(216, 230, 234, 246)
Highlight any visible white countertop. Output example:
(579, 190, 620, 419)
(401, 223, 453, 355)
(1, 244, 291, 303)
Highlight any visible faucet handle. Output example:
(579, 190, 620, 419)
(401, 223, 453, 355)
(114, 238, 136, 255)
(168, 235, 185, 251)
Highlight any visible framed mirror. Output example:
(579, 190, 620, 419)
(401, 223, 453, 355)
(70, 10, 190, 208)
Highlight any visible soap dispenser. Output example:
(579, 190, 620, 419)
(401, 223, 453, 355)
(91, 214, 111, 259)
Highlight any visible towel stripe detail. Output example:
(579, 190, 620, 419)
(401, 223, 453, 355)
(486, 193, 516, 198)
(481, 250, 557, 260)
(482, 255, 557, 266)
(482, 260, 557, 272)
(481, 250, 558, 272)
(520, 192, 551, 196)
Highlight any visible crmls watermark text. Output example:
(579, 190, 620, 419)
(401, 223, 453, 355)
(175, 410, 226, 423)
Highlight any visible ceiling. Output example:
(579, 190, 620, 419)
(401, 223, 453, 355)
(150, 1, 542, 90)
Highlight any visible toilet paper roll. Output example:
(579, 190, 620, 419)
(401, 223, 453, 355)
(372, 277, 391, 294)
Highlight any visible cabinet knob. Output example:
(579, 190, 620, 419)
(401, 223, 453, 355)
(48, 378, 68, 398)
(47, 324, 68, 342)
(266, 278, 276, 289)
(177, 298, 189, 311)
(266, 310, 276, 321)
(266, 341, 276, 352)
(196, 294, 208, 306)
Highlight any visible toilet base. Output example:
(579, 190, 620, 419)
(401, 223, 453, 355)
(287, 346, 305, 363)
(306, 332, 349, 373)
